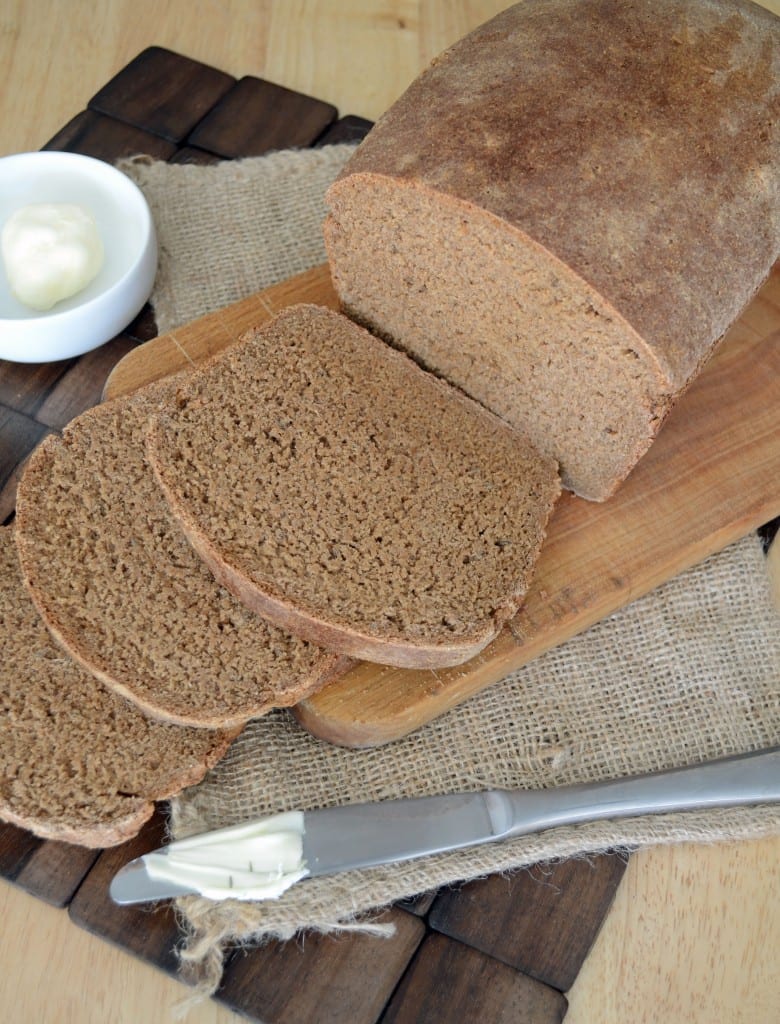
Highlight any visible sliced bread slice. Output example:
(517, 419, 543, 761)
(0, 526, 237, 848)
(146, 304, 561, 668)
(15, 380, 348, 730)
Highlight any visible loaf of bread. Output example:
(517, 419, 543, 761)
(146, 304, 560, 669)
(15, 381, 348, 729)
(0, 527, 237, 847)
(324, 0, 780, 500)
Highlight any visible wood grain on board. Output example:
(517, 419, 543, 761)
(104, 263, 780, 747)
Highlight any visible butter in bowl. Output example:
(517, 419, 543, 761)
(0, 150, 157, 363)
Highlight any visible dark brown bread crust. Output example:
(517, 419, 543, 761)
(332, 0, 778, 384)
(325, 0, 779, 498)
(146, 304, 561, 669)
(0, 527, 238, 848)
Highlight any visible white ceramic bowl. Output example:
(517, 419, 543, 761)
(0, 151, 157, 363)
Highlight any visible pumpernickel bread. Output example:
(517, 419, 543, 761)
(15, 381, 348, 729)
(0, 527, 237, 848)
(324, 0, 780, 500)
(145, 304, 560, 669)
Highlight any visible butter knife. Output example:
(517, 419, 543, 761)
(110, 746, 779, 905)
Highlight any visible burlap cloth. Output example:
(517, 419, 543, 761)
(121, 147, 780, 1000)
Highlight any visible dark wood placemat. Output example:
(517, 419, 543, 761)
(0, 46, 631, 1023)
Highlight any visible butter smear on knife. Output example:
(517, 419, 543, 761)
(142, 811, 307, 900)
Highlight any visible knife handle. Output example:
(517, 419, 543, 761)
(498, 746, 780, 838)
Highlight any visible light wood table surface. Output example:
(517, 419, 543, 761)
(1, 3, 778, 1022)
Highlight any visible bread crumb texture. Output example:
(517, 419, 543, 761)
(0, 527, 235, 847)
(325, 0, 779, 499)
(15, 381, 339, 729)
(147, 305, 560, 667)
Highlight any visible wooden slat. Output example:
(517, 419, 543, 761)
(428, 853, 628, 991)
(0, 338, 138, 430)
(68, 808, 184, 975)
(0, 405, 50, 523)
(758, 515, 780, 553)
(381, 933, 568, 1024)
(43, 110, 177, 162)
(0, 18, 776, 1024)
(0, 825, 99, 908)
(217, 909, 424, 1024)
(88, 46, 236, 142)
(7, 839, 98, 908)
(125, 304, 159, 344)
(168, 146, 222, 166)
(314, 114, 374, 147)
(0, 824, 40, 878)
(34, 334, 138, 430)
(397, 891, 438, 917)
(187, 77, 337, 158)
(0, 359, 73, 418)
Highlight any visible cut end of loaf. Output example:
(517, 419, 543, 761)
(325, 175, 671, 502)
(324, 0, 780, 500)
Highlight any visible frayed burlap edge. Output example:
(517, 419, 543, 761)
(169, 805, 780, 1004)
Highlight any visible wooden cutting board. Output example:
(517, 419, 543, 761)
(104, 262, 780, 748)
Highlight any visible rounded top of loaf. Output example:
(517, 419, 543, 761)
(331, 0, 780, 387)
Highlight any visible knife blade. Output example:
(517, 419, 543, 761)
(110, 746, 780, 905)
